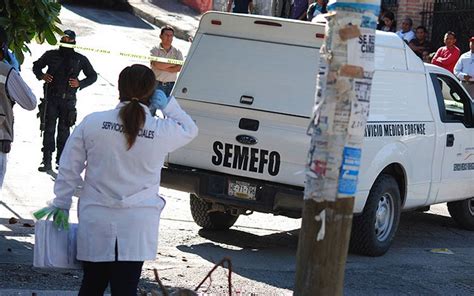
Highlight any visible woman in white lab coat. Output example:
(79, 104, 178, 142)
(50, 64, 198, 295)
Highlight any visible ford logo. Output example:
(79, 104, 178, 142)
(236, 134, 258, 145)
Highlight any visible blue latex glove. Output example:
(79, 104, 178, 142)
(33, 206, 70, 231)
(4, 50, 20, 72)
(150, 89, 170, 111)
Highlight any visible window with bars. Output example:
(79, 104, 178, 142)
(421, 0, 474, 53)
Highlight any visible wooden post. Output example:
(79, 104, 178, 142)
(294, 1, 381, 295)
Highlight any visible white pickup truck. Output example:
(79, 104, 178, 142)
(161, 12, 474, 256)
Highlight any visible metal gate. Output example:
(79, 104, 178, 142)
(421, 0, 474, 53)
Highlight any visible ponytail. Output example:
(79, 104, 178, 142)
(117, 64, 156, 150)
(119, 99, 146, 150)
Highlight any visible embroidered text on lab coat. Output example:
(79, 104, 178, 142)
(101, 121, 155, 139)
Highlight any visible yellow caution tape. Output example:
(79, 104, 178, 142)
(58, 42, 184, 65)
(429, 248, 454, 255)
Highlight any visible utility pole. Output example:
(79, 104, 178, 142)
(294, 1, 381, 295)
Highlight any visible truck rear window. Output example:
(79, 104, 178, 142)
(175, 34, 320, 118)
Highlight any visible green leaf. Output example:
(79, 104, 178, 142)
(52, 25, 63, 36)
(1, 0, 62, 65)
(4, 0, 11, 16)
(50, 2, 61, 13)
(35, 32, 45, 44)
(23, 44, 31, 55)
(36, 6, 46, 18)
(15, 49, 24, 64)
(53, 16, 62, 24)
(44, 27, 57, 45)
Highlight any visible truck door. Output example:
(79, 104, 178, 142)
(431, 73, 474, 202)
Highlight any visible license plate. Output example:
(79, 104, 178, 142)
(228, 180, 257, 200)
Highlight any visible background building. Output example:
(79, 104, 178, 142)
(65, 0, 472, 53)
(383, 0, 473, 53)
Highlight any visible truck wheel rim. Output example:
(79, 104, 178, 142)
(375, 193, 394, 242)
(469, 198, 474, 216)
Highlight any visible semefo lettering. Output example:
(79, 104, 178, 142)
(211, 141, 280, 176)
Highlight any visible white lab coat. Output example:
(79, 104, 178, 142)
(52, 97, 198, 262)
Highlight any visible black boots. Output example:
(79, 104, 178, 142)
(38, 152, 52, 172)
(38, 161, 52, 172)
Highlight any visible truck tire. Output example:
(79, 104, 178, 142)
(447, 198, 474, 231)
(190, 194, 239, 230)
(350, 174, 401, 256)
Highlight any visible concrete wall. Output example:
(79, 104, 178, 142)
(395, 0, 434, 31)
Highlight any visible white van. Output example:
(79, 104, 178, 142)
(161, 12, 474, 256)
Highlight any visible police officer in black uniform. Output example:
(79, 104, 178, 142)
(33, 30, 97, 172)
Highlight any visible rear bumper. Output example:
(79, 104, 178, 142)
(161, 164, 304, 218)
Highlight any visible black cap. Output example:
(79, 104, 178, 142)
(63, 29, 76, 40)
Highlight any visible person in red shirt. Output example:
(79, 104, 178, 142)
(431, 31, 461, 73)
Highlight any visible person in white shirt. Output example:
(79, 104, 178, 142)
(0, 28, 36, 189)
(396, 18, 415, 44)
(454, 37, 474, 98)
(49, 64, 198, 295)
(149, 25, 183, 115)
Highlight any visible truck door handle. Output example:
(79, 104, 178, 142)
(446, 134, 455, 147)
(240, 95, 254, 105)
